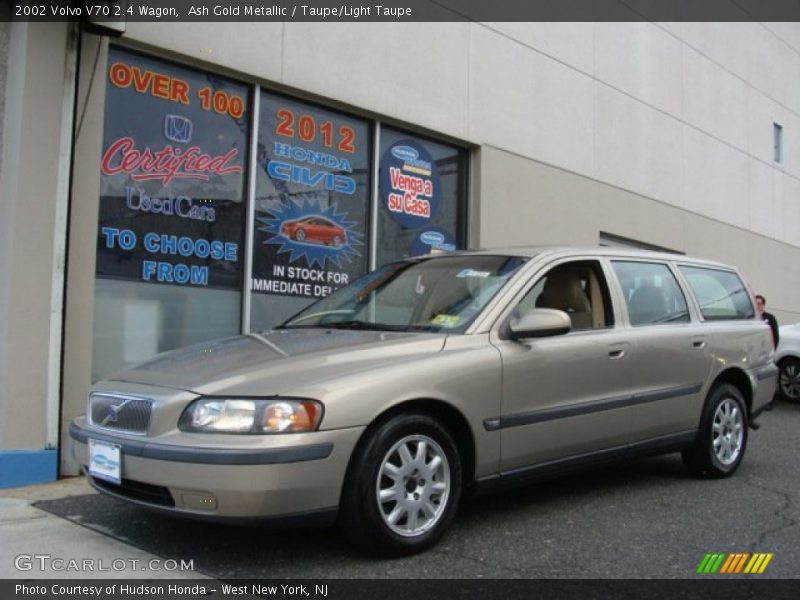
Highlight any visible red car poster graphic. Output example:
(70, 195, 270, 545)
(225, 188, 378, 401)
(281, 216, 348, 247)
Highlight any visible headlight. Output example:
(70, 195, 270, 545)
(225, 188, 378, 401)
(178, 398, 323, 433)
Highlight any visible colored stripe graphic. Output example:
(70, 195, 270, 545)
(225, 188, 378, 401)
(720, 554, 736, 573)
(720, 553, 749, 573)
(698, 553, 773, 574)
(733, 553, 750, 573)
(697, 554, 726, 573)
(744, 553, 774, 574)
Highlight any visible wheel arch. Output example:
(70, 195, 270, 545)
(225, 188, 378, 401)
(341, 398, 477, 499)
(776, 353, 800, 368)
(710, 367, 753, 415)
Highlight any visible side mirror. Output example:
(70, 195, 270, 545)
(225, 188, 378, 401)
(507, 308, 571, 341)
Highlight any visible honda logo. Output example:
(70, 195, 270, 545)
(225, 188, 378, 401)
(164, 114, 193, 144)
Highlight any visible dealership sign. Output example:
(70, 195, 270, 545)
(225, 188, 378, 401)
(379, 140, 441, 230)
(251, 94, 370, 300)
(96, 47, 248, 290)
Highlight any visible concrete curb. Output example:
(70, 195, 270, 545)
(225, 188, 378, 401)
(0, 477, 207, 579)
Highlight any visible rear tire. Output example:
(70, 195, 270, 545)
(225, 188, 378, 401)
(683, 384, 748, 478)
(339, 413, 462, 556)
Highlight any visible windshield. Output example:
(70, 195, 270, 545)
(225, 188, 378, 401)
(281, 254, 527, 333)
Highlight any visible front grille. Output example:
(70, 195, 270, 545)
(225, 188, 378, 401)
(90, 474, 175, 508)
(89, 393, 152, 434)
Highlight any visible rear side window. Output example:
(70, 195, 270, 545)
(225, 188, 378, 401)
(612, 261, 689, 326)
(678, 266, 754, 320)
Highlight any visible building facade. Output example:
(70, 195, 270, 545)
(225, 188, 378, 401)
(1, 20, 798, 486)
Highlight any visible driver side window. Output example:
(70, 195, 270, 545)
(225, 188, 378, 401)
(516, 261, 613, 330)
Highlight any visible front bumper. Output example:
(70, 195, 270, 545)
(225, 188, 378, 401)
(70, 417, 364, 520)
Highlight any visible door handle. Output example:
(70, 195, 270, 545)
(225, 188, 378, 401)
(608, 342, 630, 359)
(692, 339, 706, 349)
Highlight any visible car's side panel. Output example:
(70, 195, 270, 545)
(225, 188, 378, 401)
(700, 321, 776, 412)
(602, 256, 712, 441)
(485, 255, 638, 471)
(491, 328, 638, 471)
(617, 324, 712, 441)
(288, 334, 506, 480)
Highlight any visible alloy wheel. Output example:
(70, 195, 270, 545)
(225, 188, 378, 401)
(376, 435, 450, 537)
(712, 398, 744, 465)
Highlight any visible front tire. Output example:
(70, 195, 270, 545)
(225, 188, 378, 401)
(339, 413, 462, 556)
(778, 358, 800, 402)
(683, 384, 748, 478)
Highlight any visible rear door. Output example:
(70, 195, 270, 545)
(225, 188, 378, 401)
(609, 260, 712, 443)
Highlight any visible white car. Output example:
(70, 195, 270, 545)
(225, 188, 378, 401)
(776, 323, 800, 401)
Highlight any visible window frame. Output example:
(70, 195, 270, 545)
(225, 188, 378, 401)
(609, 260, 692, 328)
(676, 264, 755, 322)
(774, 121, 784, 165)
(502, 258, 616, 335)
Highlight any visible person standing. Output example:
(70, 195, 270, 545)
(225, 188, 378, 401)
(756, 294, 779, 349)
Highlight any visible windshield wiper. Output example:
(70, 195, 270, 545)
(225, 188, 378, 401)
(322, 320, 406, 332)
(280, 321, 438, 333)
(406, 324, 438, 332)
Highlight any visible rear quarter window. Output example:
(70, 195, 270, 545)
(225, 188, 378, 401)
(678, 266, 754, 320)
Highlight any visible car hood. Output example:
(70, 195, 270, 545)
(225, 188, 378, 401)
(106, 328, 447, 396)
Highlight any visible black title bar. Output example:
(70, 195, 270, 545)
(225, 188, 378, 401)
(5, 0, 800, 22)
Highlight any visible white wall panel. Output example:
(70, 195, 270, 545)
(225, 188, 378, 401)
(662, 23, 757, 99)
(681, 48, 749, 151)
(468, 24, 595, 176)
(593, 84, 683, 207)
(682, 126, 749, 230)
(745, 25, 792, 111)
(748, 159, 779, 240)
(781, 176, 800, 248)
(283, 23, 470, 139)
(594, 22, 683, 118)
(485, 22, 596, 75)
(763, 23, 800, 54)
(125, 22, 284, 83)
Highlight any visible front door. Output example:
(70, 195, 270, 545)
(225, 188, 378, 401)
(491, 259, 637, 473)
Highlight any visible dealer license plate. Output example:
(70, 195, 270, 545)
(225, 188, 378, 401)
(88, 439, 122, 485)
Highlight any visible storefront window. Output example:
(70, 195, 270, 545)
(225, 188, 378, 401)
(90, 49, 468, 376)
(92, 47, 249, 381)
(249, 92, 371, 331)
(377, 128, 467, 265)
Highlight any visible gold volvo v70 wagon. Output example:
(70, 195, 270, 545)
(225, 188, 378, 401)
(71, 247, 778, 555)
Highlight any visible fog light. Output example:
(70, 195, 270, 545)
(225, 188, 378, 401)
(180, 493, 218, 511)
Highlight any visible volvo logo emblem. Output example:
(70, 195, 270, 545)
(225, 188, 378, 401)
(100, 399, 131, 426)
(164, 114, 193, 144)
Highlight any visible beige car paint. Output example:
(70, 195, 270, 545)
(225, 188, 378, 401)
(71, 247, 777, 525)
